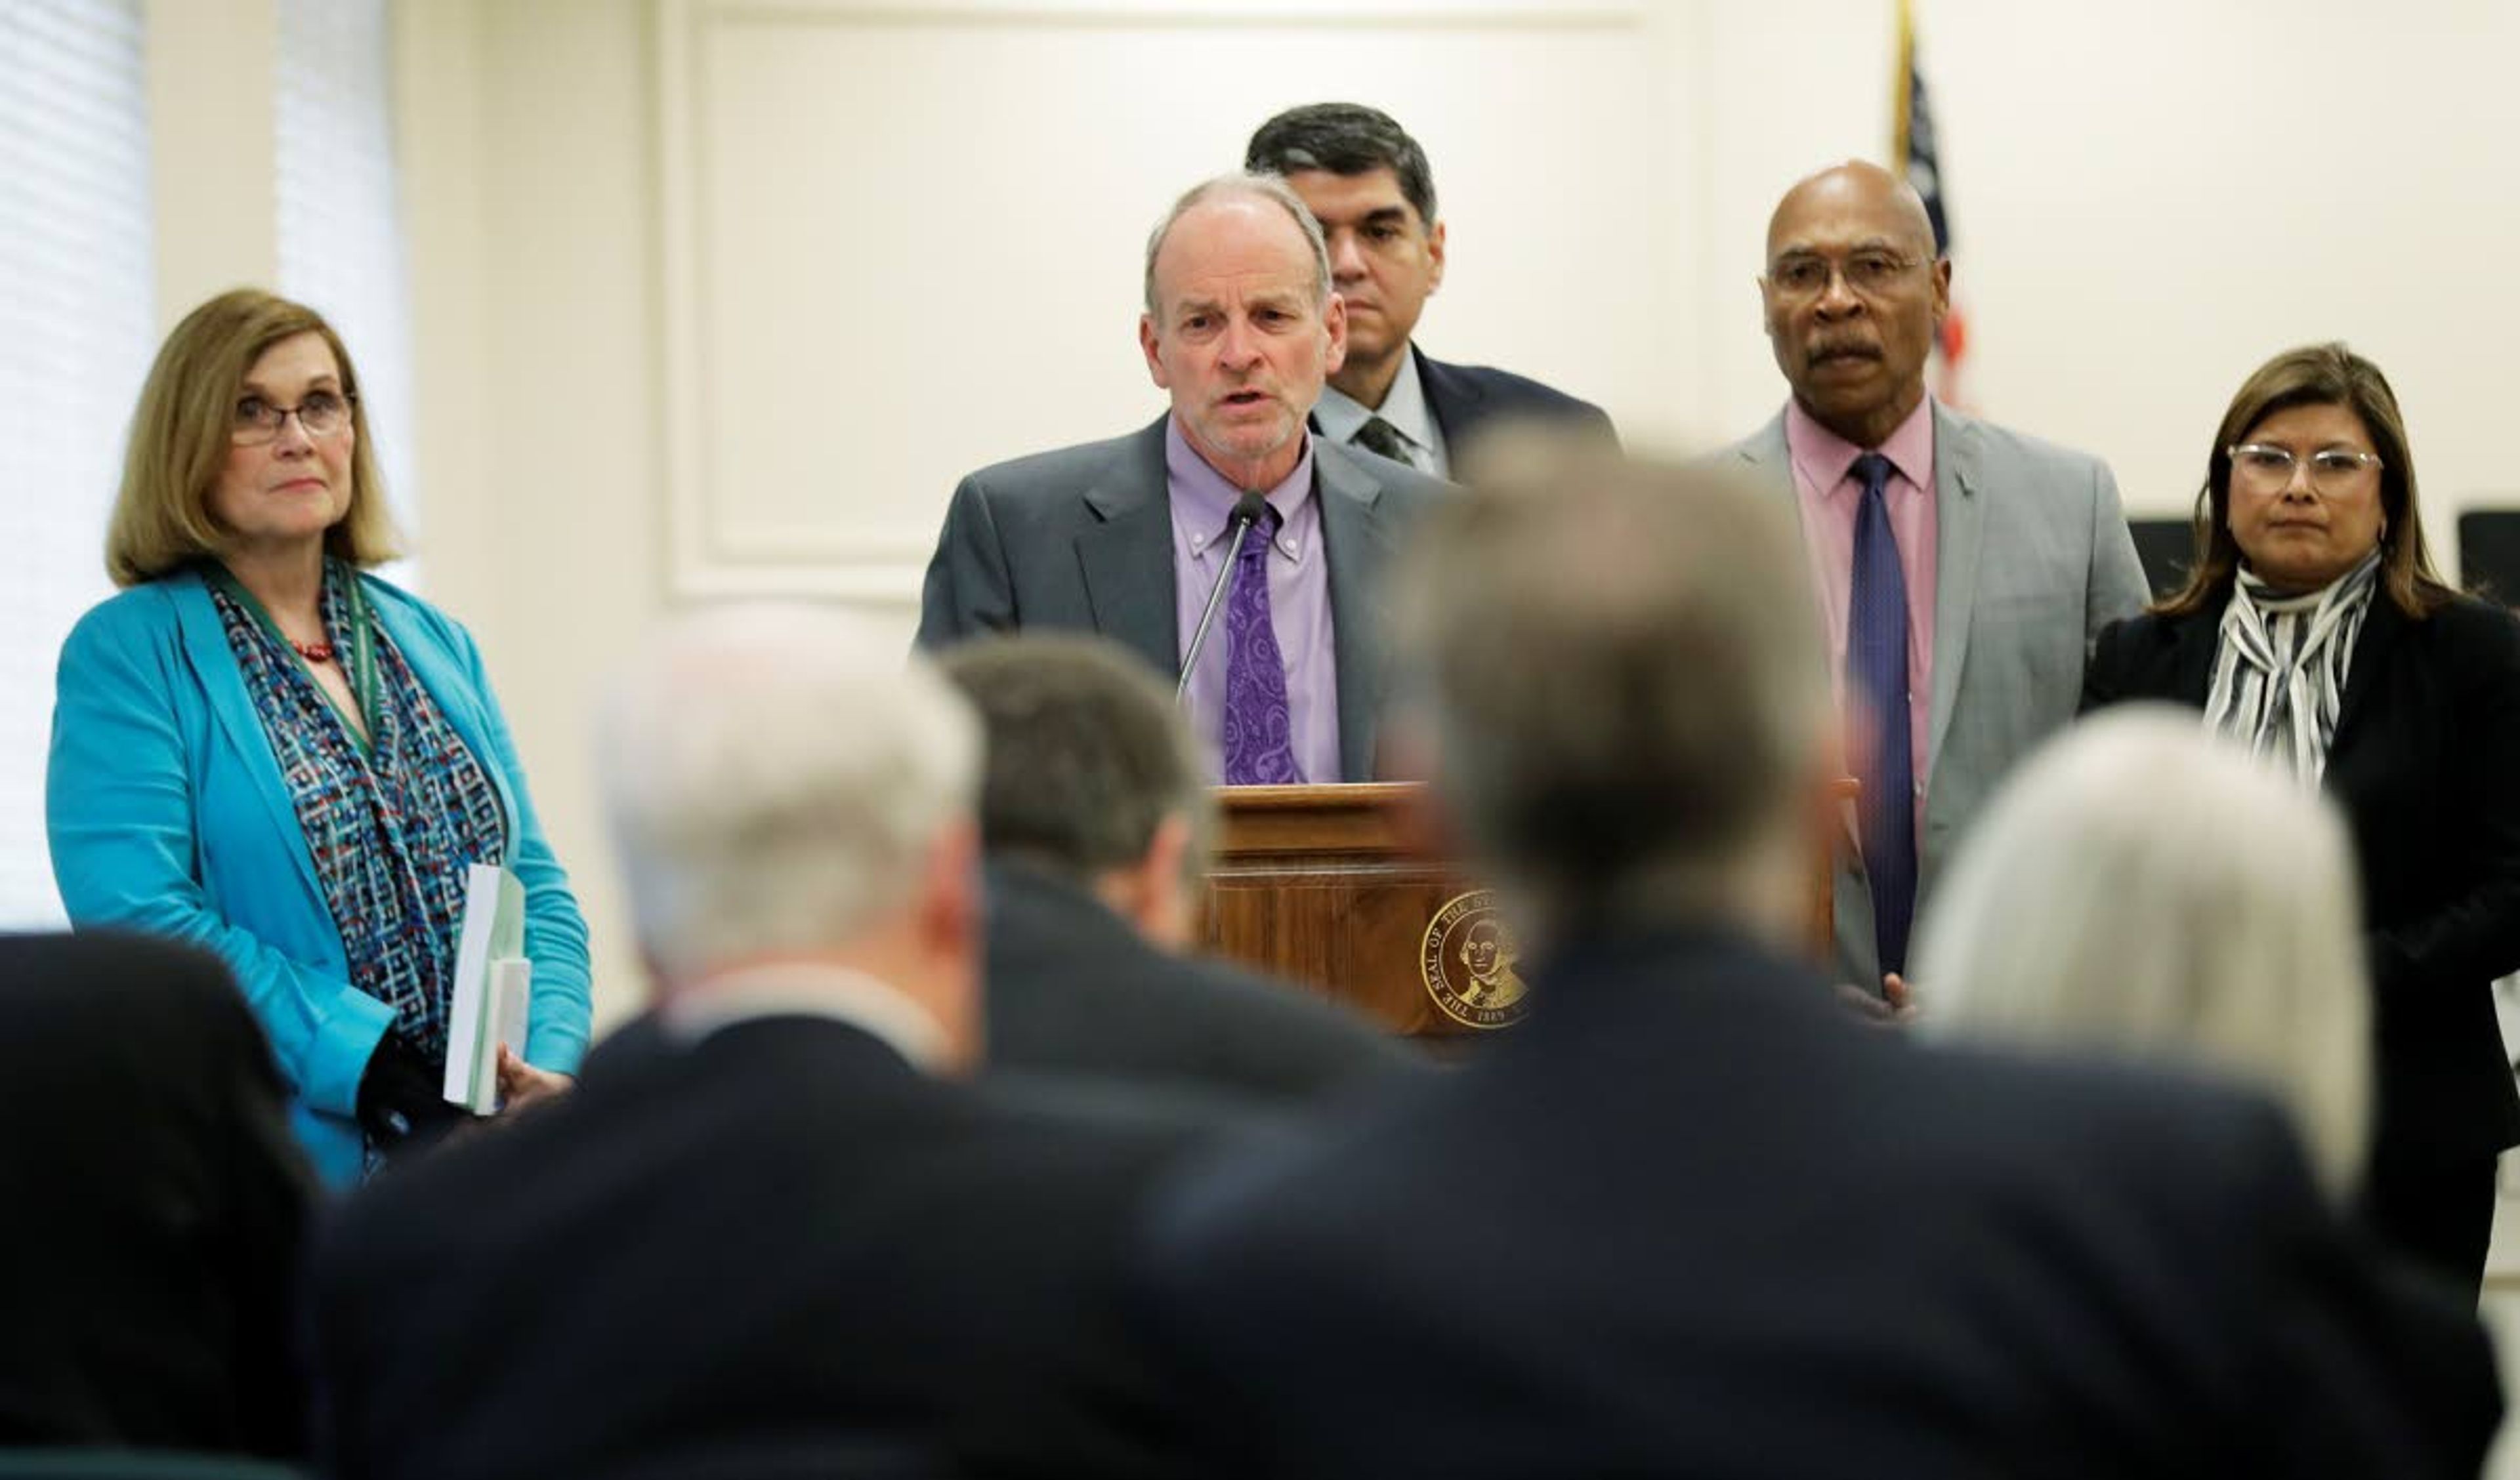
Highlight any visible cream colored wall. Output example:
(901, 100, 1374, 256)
(144, 0, 276, 320)
(648, 0, 1692, 603)
(392, 0, 664, 1025)
(392, 0, 2520, 1036)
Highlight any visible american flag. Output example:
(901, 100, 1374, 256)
(1894, 0, 1969, 406)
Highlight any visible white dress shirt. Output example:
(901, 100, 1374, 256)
(1315, 346, 1450, 478)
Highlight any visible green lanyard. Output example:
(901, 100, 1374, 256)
(208, 560, 381, 757)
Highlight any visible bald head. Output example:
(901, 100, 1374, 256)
(1759, 159, 1952, 448)
(1765, 161, 1937, 262)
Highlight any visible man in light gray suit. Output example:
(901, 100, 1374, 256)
(917, 172, 1452, 784)
(1719, 161, 2149, 997)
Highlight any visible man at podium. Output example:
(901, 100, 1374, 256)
(915, 172, 1451, 783)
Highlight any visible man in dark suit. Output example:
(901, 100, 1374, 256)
(311, 607, 1215, 1480)
(938, 634, 1417, 1100)
(917, 172, 1452, 783)
(1246, 102, 1618, 472)
(1136, 447, 2501, 1479)
(0, 930, 314, 1458)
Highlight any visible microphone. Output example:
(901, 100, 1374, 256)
(1178, 491, 1270, 701)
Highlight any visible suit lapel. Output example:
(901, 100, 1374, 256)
(170, 572, 330, 915)
(1074, 417, 1181, 677)
(1739, 413, 1850, 729)
(1923, 401, 1986, 777)
(2168, 600, 2225, 704)
(1737, 412, 1857, 855)
(1316, 440, 1398, 781)
(2330, 590, 2404, 751)
(1731, 411, 1798, 525)
(1414, 347, 1480, 446)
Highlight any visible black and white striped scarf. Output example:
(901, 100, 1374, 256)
(2203, 550, 2382, 785)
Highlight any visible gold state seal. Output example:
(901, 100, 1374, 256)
(1419, 891, 1528, 1030)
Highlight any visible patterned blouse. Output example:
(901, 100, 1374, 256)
(211, 562, 509, 1069)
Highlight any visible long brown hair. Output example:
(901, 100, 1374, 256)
(104, 288, 401, 587)
(2156, 342, 2454, 620)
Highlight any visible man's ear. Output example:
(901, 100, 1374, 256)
(1141, 312, 1170, 389)
(919, 819, 982, 960)
(1102, 812, 1200, 951)
(917, 818, 988, 1074)
(1144, 812, 1202, 951)
(1425, 217, 1447, 294)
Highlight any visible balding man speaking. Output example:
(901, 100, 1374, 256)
(917, 173, 1451, 784)
(1719, 161, 2148, 995)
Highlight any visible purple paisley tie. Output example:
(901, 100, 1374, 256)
(1222, 503, 1301, 785)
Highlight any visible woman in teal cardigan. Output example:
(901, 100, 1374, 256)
(49, 289, 591, 1188)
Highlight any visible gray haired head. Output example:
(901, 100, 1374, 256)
(1141, 171, 1332, 319)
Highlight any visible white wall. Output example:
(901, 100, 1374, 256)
(393, 0, 665, 1026)
(144, 0, 276, 316)
(649, 0, 1689, 601)
(393, 0, 2520, 1033)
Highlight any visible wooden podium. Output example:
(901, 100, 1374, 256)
(1200, 784, 1469, 1038)
(1200, 782, 1849, 1039)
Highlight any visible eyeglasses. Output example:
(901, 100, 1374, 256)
(230, 390, 355, 445)
(2225, 443, 2382, 495)
(1766, 249, 1924, 298)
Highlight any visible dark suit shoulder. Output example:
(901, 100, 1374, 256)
(2088, 607, 2187, 665)
(1419, 354, 1603, 417)
(2082, 604, 2212, 712)
(3, 927, 232, 998)
(954, 421, 1161, 503)
(984, 863, 1416, 1100)
(0, 930, 272, 1076)
(1908, 1038, 2305, 1191)
(1417, 350, 1617, 450)
(2408, 590, 2520, 664)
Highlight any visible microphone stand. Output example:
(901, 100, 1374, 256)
(1178, 491, 1270, 701)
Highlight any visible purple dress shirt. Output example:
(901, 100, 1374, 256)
(1167, 418, 1342, 785)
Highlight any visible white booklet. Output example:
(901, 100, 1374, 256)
(444, 863, 532, 1114)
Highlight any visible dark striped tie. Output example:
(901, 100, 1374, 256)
(1848, 451, 1916, 977)
(1353, 415, 1414, 468)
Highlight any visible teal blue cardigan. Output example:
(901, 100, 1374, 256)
(47, 566, 592, 1187)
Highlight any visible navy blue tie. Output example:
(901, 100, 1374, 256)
(1848, 451, 1916, 977)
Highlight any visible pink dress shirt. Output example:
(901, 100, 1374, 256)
(1784, 396, 1938, 838)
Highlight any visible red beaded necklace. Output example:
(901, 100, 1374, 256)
(291, 638, 337, 663)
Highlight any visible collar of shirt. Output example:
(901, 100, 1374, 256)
(1166, 415, 1317, 564)
(1314, 346, 1442, 468)
(661, 960, 948, 1071)
(1782, 394, 1937, 501)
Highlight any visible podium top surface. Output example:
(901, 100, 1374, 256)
(1212, 782, 1424, 859)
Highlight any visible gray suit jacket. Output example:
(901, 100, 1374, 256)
(916, 415, 1452, 781)
(1721, 401, 2150, 987)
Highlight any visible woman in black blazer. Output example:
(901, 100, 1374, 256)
(2084, 342, 2520, 1295)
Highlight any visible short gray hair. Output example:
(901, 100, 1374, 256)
(1142, 171, 1332, 319)
(1914, 707, 2372, 1201)
(1394, 438, 1828, 930)
(595, 604, 980, 984)
(937, 634, 1211, 883)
